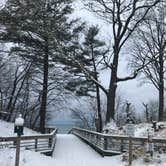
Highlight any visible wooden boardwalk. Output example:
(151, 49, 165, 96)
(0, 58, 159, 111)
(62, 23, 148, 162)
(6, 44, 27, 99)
(70, 127, 166, 160)
(1, 127, 166, 165)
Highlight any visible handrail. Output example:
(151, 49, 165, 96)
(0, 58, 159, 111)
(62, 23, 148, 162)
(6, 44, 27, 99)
(0, 128, 58, 156)
(70, 127, 166, 158)
(71, 127, 166, 142)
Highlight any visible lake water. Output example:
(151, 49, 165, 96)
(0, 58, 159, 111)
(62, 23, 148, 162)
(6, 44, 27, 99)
(47, 123, 76, 134)
(55, 124, 76, 134)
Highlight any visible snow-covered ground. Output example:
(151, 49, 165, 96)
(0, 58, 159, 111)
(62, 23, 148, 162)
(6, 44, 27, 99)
(104, 121, 166, 138)
(134, 122, 166, 138)
(53, 134, 124, 166)
(0, 120, 38, 137)
(1, 120, 166, 166)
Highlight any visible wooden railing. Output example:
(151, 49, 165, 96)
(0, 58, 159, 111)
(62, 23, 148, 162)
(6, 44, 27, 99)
(0, 128, 58, 156)
(70, 127, 166, 164)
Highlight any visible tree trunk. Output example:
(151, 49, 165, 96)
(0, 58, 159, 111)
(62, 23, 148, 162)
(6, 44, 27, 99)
(91, 45, 103, 132)
(158, 87, 164, 121)
(106, 83, 117, 123)
(39, 45, 49, 134)
(96, 84, 102, 132)
(106, 47, 119, 123)
(6, 80, 17, 121)
(145, 107, 149, 122)
(0, 88, 3, 112)
(158, 53, 164, 121)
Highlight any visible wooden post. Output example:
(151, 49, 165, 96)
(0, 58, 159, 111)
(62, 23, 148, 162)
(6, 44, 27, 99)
(120, 139, 124, 152)
(48, 137, 52, 148)
(35, 138, 38, 151)
(15, 135, 21, 166)
(129, 137, 133, 165)
(104, 136, 107, 150)
(96, 135, 99, 145)
(87, 132, 89, 139)
(13, 140, 16, 146)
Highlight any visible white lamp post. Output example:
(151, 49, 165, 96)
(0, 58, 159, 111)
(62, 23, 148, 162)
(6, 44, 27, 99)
(14, 114, 24, 166)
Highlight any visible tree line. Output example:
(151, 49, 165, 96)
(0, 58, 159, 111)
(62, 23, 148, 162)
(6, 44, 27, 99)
(0, 0, 165, 133)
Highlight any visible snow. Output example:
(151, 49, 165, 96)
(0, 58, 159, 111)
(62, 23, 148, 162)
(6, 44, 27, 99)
(53, 134, 125, 166)
(15, 114, 24, 126)
(0, 148, 56, 166)
(0, 0, 6, 9)
(1, 120, 166, 166)
(103, 121, 166, 138)
(134, 122, 166, 138)
(134, 123, 152, 137)
(0, 120, 38, 137)
(103, 120, 118, 131)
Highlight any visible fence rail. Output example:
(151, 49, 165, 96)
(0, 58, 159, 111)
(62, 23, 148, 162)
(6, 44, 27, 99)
(0, 128, 58, 156)
(70, 127, 166, 164)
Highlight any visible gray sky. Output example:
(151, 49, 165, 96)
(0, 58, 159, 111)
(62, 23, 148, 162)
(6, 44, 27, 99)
(0, 0, 158, 120)
(0, 0, 6, 8)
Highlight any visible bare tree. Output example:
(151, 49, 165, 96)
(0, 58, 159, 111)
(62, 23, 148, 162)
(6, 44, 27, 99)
(77, 0, 162, 124)
(70, 98, 96, 129)
(129, 2, 166, 121)
(148, 99, 159, 121)
(142, 103, 150, 122)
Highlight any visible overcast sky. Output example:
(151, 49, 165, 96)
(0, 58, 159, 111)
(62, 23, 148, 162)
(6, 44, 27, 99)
(0, 0, 158, 119)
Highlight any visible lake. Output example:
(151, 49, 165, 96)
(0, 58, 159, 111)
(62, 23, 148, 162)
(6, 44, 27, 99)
(54, 124, 76, 134)
(47, 123, 76, 134)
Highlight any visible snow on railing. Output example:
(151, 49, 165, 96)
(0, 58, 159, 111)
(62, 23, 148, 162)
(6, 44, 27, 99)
(0, 128, 58, 156)
(70, 127, 166, 165)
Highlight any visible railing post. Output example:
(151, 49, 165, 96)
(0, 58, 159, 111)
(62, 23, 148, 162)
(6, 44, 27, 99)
(120, 139, 124, 152)
(35, 138, 38, 151)
(13, 140, 16, 146)
(129, 137, 133, 165)
(48, 137, 52, 148)
(96, 134, 98, 145)
(15, 135, 21, 166)
(90, 133, 92, 141)
(104, 136, 108, 150)
(87, 132, 89, 139)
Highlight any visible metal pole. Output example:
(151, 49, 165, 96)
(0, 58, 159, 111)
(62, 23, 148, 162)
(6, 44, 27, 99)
(15, 134, 21, 166)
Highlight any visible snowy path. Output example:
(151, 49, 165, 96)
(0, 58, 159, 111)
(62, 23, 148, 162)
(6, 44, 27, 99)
(52, 134, 123, 166)
(53, 134, 100, 159)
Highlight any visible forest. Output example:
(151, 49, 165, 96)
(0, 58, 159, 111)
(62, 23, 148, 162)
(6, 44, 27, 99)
(0, 0, 165, 133)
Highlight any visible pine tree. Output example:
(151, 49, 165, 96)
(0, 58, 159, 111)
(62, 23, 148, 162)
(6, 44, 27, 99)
(66, 26, 108, 132)
(0, 0, 78, 133)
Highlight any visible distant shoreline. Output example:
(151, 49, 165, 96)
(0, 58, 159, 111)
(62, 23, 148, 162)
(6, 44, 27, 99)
(46, 123, 76, 134)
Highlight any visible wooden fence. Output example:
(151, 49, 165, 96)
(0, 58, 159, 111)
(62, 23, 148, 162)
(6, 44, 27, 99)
(70, 127, 166, 165)
(0, 128, 58, 156)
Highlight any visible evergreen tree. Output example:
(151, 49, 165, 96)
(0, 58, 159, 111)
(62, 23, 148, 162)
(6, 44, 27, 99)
(0, 0, 78, 133)
(66, 26, 108, 132)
